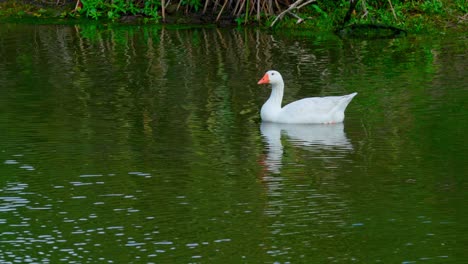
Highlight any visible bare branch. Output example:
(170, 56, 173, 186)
(388, 0, 398, 21)
(270, 0, 316, 27)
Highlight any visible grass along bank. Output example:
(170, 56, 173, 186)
(0, 0, 466, 33)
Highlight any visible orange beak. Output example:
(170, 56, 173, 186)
(257, 73, 270, 84)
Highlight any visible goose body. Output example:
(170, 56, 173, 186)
(258, 70, 357, 124)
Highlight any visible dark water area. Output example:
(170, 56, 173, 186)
(0, 24, 467, 263)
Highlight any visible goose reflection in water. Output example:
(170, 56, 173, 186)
(260, 122, 353, 173)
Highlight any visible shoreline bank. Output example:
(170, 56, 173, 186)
(0, 0, 466, 34)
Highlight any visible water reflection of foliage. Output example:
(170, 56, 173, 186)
(0, 24, 465, 175)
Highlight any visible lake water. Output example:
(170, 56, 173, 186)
(0, 23, 467, 263)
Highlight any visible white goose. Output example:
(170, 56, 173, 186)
(258, 70, 357, 124)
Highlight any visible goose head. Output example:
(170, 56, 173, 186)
(257, 70, 283, 85)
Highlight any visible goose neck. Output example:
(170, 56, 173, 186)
(268, 82, 284, 106)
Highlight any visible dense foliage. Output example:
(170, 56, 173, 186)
(0, 0, 466, 32)
(79, 0, 160, 21)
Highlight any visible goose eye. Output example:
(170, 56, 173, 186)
(271, 72, 275, 75)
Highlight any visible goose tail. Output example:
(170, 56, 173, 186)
(333, 92, 358, 113)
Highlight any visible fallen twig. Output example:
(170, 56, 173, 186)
(361, 0, 368, 19)
(74, 0, 82, 12)
(216, 0, 229, 22)
(388, 0, 398, 21)
(288, 12, 304, 24)
(458, 13, 468, 23)
(270, 0, 316, 27)
(161, 0, 166, 22)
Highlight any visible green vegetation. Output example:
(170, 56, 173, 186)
(0, 0, 466, 33)
(79, 0, 160, 21)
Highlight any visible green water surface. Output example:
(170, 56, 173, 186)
(0, 24, 467, 263)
